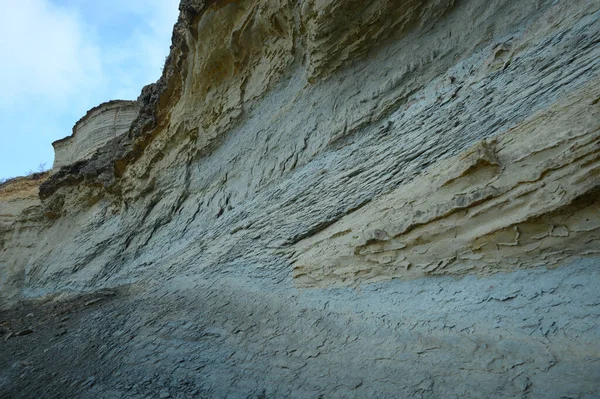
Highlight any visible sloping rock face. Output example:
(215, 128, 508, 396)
(1, 0, 600, 397)
(51, 100, 140, 171)
(0, 174, 49, 300)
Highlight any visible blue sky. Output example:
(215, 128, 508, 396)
(0, 0, 179, 179)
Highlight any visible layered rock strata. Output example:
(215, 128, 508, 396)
(293, 80, 600, 287)
(0, 174, 48, 299)
(51, 100, 140, 171)
(1, 0, 599, 397)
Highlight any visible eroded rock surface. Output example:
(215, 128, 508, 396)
(0, 174, 49, 300)
(293, 81, 600, 287)
(52, 100, 140, 171)
(1, 0, 599, 397)
(1, 260, 598, 398)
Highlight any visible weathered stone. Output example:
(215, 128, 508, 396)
(52, 101, 140, 172)
(1, 0, 599, 397)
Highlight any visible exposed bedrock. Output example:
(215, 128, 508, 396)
(1, 0, 599, 397)
(51, 100, 140, 171)
(0, 174, 49, 300)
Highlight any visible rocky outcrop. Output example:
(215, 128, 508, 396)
(293, 81, 600, 287)
(1, 0, 600, 397)
(51, 100, 140, 171)
(0, 173, 49, 299)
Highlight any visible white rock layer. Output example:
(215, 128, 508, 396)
(51, 100, 140, 171)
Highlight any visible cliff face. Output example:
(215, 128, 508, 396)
(51, 101, 140, 171)
(1, 0, 599, 397)
(0, 173, 49, 300)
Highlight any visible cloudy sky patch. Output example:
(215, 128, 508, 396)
(0, 0, 179, 179)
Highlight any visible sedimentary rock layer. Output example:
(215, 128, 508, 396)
(0, 174, 48, 299)
(1, 0, 599, 397)
(52, 100, 140, 171)
(293, 79, 600, 287)
(31, 0, 600, 294)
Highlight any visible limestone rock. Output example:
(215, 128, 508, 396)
(1, 0, 600, 397)
(293, 81, 600, 287)
(51, 101, 140, 172)
(0, 173, 49, 300)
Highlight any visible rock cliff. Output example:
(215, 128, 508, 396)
(1, 0, 599, 397)
(51, 101, 140, 171)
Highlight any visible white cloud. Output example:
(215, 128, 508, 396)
(0, 0, 180, 179)
(0, 0, 180, 106)
(0, 0, 104, 109)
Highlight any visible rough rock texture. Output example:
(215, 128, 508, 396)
(293, 82, 600, 287)
(1, 0, 600, 397)
(0, 173, 49, 300)
(51, 101, 140, 171)
(1, 259, 598, 398)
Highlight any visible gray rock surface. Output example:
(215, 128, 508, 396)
(0, 0, 599, 397)
(1, 259, 598, 398)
